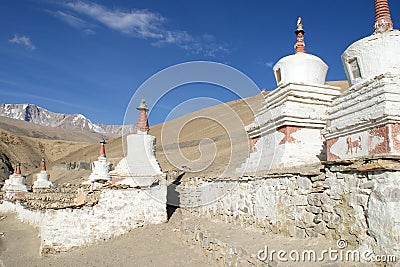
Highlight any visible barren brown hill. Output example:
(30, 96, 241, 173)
(325, 80, 349, 92)
(53, 93, 265, 182)
(0, 129, 91, 182)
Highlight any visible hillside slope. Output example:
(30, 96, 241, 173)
(0, 129, 91, 182)
(54, 93, 265, 180)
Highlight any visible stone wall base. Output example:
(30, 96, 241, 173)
(0, 181, 167, 254)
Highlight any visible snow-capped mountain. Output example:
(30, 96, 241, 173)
(0, 104, 127, 135)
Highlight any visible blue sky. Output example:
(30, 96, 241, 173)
(1, 0, 399, 126)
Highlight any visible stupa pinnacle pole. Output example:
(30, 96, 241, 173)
(374, 0, 393, 33)
(294, 17, 306, 54)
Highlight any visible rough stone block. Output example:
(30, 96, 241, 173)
(313, 214, 323, 224)
(314, 221, 327, 234)
(294, 195, 308, 206)
(311, 174, 326, 182)
(322, 212, 332, 223)
(360, 181, 375, 189)
(350, 194, 369, 208)
(297, 176, 312, 194)
(299, 211, 315, 228)
(307, 193, 323, 207)
(306, 206, 322, 214)
(305, 228, 319, 238)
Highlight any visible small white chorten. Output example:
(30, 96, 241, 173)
(2, 162, 28, 192)
(237, 18, 340, 173)
(325, 0, 400, 160)
(33, 158, 53, 189)
(110, 98, 163, 187)
(84, 139, 111, 184)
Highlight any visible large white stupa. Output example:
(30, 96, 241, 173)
(237, 18, 340, 173)
(83, 139, 112, 184)
(110, 99, 163, 187)
(2, 162, 28, 192)
(324, 0, 400, 160)
(33, 158, 53, 190)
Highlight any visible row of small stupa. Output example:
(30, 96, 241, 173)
(1, 98, 162, 192)
(2, 159, 52, 192)
(83, 98, 162, 188)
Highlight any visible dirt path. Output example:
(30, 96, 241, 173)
(0, 212, 214, 267)
(0, 209, 357, 267)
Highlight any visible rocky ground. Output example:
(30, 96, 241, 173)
(0, 208, 363, 267)
(0, 210, 212, 267)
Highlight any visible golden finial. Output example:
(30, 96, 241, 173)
(297, 17, 303, 32)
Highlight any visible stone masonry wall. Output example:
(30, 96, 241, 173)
(179, 162, 400, 258)
(0, 180, 167, 254)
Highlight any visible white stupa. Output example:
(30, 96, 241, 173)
(33, 158, 53, 189)
(2, 162, 28, 192)
(237, 18, 340, 174)
(324, 0, 400, 160)
(110, 98, 163, 187)
(83, 139, 111, 184)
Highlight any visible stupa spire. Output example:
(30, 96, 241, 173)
(136, 98, 149, 133)
(374, 0, 393, 33)
(294, 17, 306, 54)
(99, 138, 106, 157)
(41, 158, 47, 171)
(14, 162, 21, 175)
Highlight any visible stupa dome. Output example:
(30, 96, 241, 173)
(273, 17, 328, 86)
(341, 0, 399, 86)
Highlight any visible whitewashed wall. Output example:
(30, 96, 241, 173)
(0, 181, 167, 253)
(179, 169, 400, 258)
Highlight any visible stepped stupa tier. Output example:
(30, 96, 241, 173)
(110, 98, 163, 187)
(2, 162, 28, 192)
(237, 18, 340, 173)
(33, 158, 53, 189)
(83, 139, 111, 184)
(325, 0, 400, 161)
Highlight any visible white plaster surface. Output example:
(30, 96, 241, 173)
(2, 174, 28, 192)
(0, 181, 167, 253)
(111, 134, 162, 179)
(273, 53, 328, 86)
(324, 74, 400, 160)
(85, 156, 111, 183)
(239, 83, 340, 173)
(367, 172, 400, 256)
(325, 74, 400, 138)
(342, 30, 400, 86)
(238, 128, 324, 173)
(33, 171, 53, 189)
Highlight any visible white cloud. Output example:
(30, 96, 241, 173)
(65, 1, 164, 38)
(53, 1, 228, 56)
(53, 10, 92, 29)
(48, 10, 96, 34)
(0, 88, 88, 110)
(9, 34, 36, 50)
(265, 61, 274, 68)
(83, 28, 96, 35)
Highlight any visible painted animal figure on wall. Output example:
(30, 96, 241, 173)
(347, 136, 362, 154)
